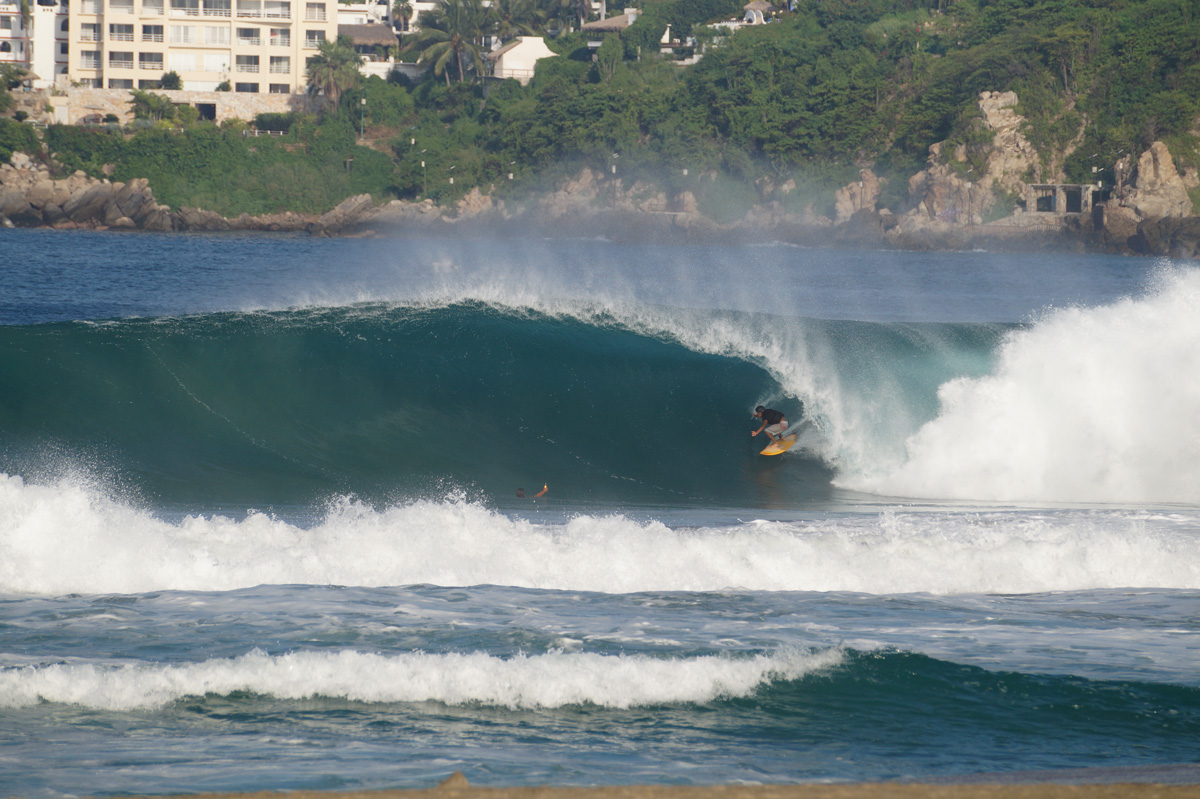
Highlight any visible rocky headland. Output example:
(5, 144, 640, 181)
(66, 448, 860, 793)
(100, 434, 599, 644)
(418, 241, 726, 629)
(4, 91, 1200, 257)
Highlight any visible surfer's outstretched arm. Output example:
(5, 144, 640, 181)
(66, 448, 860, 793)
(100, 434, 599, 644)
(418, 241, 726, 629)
(535, 484, 548, 497)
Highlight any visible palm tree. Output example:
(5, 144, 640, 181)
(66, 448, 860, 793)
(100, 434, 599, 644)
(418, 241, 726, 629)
(305, 35, 361, 111)
(392, 0, 413, 32)
(489, 0, 538, 42)
(404, 0, 488, 85)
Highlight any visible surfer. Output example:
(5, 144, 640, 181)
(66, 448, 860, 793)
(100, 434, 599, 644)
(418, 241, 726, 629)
(517, 484, 548, 498)
(751, 406, 789, 444)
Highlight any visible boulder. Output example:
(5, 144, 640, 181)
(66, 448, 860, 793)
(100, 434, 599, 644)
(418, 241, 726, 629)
(312, 193, 374, 233)
(176, 206, 231, 231)
(0, 187, 33, 219)
(64, 182, 116, 223)
(835, 170, 882, 223)
(1125, 142, 1193, 219)
(26, 180, 56, 209)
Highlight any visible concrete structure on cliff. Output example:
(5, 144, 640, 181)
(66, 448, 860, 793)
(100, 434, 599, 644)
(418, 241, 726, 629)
(64, 0, 338, 94)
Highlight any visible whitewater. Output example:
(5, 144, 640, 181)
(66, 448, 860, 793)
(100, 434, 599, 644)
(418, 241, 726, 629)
(1, 229, 1198, 795)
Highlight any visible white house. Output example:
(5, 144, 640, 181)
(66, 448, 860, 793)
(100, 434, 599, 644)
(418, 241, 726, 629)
(485, 35, 554, 85)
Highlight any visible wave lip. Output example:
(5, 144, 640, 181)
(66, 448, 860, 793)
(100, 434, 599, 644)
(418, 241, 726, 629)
(0, 647, 843, 711)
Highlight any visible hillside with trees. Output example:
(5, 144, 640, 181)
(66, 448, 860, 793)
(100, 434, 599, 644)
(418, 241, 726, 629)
(4, 0, 1200, 224)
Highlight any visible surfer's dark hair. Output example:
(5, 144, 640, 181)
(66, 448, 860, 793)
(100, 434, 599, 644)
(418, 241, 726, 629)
(755, 405, 765, 414)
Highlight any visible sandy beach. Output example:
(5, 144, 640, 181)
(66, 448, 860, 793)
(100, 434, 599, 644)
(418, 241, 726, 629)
(94, 777, 1200, 799)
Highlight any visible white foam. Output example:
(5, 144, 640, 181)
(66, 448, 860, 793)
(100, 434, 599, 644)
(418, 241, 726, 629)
(853, 267, 1200, 503)
(0, 647, 842, 711)
(2, 474, 1198, 596)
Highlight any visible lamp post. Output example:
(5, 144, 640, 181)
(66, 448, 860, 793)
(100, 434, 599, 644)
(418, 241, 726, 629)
(360, 97, 366, 139)
(420, 149, 427, 196)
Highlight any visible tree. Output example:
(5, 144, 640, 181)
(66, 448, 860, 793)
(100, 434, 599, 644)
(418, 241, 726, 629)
(305, 35, 362, 110)
(393, 0, 413, 31)
(490, 0, 538, 41)
(161, 70, 183, 90)
(404, 0, 488, 85)
(129, 89, 177, 121)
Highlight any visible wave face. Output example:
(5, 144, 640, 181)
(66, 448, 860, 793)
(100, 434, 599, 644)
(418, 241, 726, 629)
(3, 265, 1199, 508)
(0, 302, 997, 508)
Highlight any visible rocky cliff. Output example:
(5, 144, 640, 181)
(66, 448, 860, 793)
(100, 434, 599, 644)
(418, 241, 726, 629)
(0, 152, 376, 235)
(5, 88, 1200, 257)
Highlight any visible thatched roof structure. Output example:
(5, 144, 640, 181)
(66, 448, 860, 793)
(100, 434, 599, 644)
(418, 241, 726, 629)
(339, 24, 399, 48)
(581, 12, 636, 33)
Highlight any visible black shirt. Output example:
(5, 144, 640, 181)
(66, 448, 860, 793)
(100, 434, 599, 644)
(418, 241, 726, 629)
(760, 408, 784, 425)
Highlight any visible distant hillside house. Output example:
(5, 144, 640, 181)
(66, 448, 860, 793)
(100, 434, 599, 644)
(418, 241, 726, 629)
(486, 36, 555, 85)
(581, 8, 639, 48)
(340, 22, 398, 78)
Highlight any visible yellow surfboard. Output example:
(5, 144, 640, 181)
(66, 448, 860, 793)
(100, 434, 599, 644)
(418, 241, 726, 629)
(760, 434, 798, 456)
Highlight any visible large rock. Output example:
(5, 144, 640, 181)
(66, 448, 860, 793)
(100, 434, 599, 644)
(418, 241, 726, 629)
(978, 90, 1041, 195)
(1125, 142, 1193, 219)
(175, 206, 231, 231)
(26, 180, 56, 209)
(835, 170, 882, 223)
(63, 182, 116, 223)
(0, 187, 33, 219)
(310, 193, 374, 234)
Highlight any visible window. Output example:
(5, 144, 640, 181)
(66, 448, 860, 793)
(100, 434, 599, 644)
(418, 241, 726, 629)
(205, 0, 231, 16)
(236, 0, 260, 16)
(269, 27, 289, 45)
(202, 53, 225, 71)
(235, 54, 258, 72)
(269, 83, 288, 93)
(61, 18, 69, 31)
(109, 51, 135, 68)
(110, 0, 134, 12)
(171, 0, 200, 15)
(79, 77, 101, 87)
(269, 55, 288, 73)
(79, 49, 101, 68)
(144, 0, 165, 14)
(204, 25, 229, 43)
(142, 24, 164, 41)
(234, 82, 258, 92)
(108, 78, 134, 88)
(170, 24, 194, 41)
(0, 16, 12, 30)
(140, 52, 164, 69)
(109, 23, 134, 40)
(236, 26, 259, 45)
(80, 0, 101, 12)
(60, 42, 69, 54)
(0, 42, 10, 53)
(138, 79, 162, 88)
(304, 29, 323, 48)
(264, 0, 288, 17)
(169, 52, 195, 71)
(304, 1, 323, 20)
(80, 22, 99, 40)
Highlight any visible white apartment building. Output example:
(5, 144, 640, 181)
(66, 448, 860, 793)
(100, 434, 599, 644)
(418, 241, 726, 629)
(67, 0, 338, 93)
(1, 0, 70, 88)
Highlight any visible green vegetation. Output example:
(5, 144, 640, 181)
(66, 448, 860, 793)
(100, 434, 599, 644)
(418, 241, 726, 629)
(13, 0, 1200, 219)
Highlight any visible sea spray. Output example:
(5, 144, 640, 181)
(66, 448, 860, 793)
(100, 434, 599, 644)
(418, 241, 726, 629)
(854, 267, 1200, 503)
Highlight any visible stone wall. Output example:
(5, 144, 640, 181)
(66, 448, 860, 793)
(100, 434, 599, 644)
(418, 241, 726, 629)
(55, 87, 316, 125)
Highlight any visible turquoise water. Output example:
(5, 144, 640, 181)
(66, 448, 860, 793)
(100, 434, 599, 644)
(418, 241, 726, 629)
(1, 229, 1198, 795)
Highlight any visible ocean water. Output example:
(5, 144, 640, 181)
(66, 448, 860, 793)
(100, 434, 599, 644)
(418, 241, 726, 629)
(1, 229, 1198, 796)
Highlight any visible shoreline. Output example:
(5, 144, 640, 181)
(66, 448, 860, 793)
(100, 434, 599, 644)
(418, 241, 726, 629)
(73, 774, 1200, 799)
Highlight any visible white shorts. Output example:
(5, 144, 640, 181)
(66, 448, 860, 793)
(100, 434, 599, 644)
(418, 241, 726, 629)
(766, 421, 788, 437)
